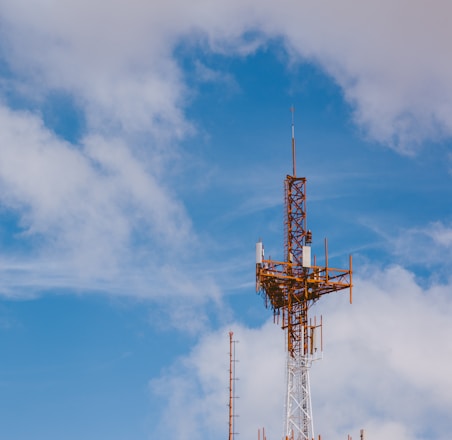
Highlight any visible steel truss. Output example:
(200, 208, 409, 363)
(256, 174, 352, 440)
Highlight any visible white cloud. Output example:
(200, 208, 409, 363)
(153, 265, 452, 439)
(383, 221, 452, 273)
(273, 0, 452, 152)
(0, 104, 215, 302)
(0, 104, 191, 245)
(426, 222, 452, 247)
(1, 0, 191, 138)
(3, 0, 452, 152)
(312, 265, 452, 439)
(193, 61, 239, 92)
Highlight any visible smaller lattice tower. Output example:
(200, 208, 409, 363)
(255, 108, 353, 440)
(228, 331, 239, 440)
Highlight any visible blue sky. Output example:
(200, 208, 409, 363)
(1, 1, 452, 439)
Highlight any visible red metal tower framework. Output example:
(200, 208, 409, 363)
(255, 109, 353, 440)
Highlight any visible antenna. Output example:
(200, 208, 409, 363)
(290, 106, 296, 177)
(228, 331, 239, 440)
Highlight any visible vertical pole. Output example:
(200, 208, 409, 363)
(324, 238, 328, 268)
(349, 255, 353, 304)
(229, 331, 234, 440)
(320, 315, 323, 352)
(324, 238, 329, 282)
(291, 106, 296, 177)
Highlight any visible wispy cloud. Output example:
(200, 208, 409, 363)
(193, 61, 239, 91)
(372, 220, 452, 274)
(0, 105, 210, 299)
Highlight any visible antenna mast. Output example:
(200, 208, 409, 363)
(291, 106, 296, 177)
(228, 331, 238, 440)
(255, 109, 353, 440)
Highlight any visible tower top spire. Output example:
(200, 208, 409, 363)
(290, 106, 296, 177)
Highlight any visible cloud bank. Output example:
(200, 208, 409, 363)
(2, 0, 452, 149)
(153, 265, 452, 439)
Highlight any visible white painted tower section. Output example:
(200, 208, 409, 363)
(284, 329, 320, 440)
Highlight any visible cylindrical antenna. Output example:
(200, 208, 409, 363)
(320, 315, 323, 352)
(324, 238, 329, 282)
(290, 106, 296, 177)
(349, 254, 353, 304)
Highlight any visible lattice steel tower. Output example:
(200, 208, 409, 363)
(255, 109, 353, 440)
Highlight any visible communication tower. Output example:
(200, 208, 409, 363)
(255, 108, 353, 440)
